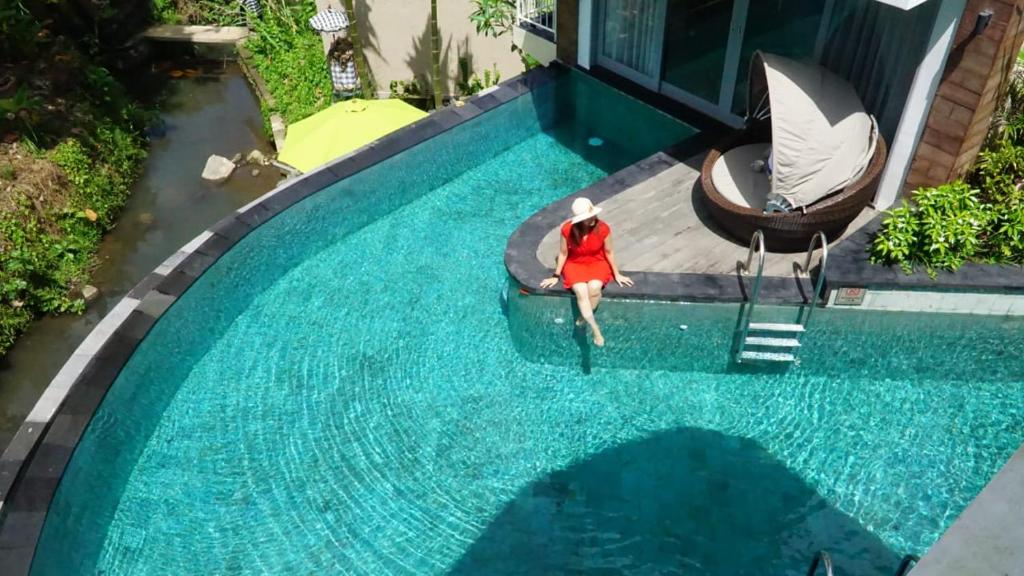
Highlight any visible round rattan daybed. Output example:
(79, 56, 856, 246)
(699, 52, 887, 251)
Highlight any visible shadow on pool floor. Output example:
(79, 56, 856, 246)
(448, 427, 901, 576)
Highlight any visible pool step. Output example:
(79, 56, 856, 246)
(747, 322, 805, 333)
(744, 336, 801, 347)
(738, 350, 796, 362)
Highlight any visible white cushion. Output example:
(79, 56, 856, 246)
(711, 143, 772, 209)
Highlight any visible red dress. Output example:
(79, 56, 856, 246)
(561, 220, 614, 289)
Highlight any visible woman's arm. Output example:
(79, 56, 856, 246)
(604, 233, 634, 287)
(540, 236, 568, 288)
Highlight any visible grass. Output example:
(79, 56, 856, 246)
(244, 0, 333, 125)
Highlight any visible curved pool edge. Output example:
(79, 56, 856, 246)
(0, 64, 564, 574)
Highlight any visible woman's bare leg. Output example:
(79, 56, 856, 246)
(572, 282, 604, 347)
(587, 280, 604, 312)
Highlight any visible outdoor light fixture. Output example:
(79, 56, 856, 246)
(974, 9, 993, 36)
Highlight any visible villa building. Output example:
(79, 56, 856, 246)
(512, 0, 1024, 208)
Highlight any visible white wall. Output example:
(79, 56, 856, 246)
(874, 0, 965, 207)
(353, 0, 533, 98)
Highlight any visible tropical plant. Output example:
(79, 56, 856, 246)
(0, 0, 43, 59)
(871, 182, 997, 275)
(469, 0, 542, 71)
(972, 139, 1024, 206)
(245, 0, 332, 124)
(390, 78, 423, 99)
(150, 0, 246, 25)
(986, 52, 1024, 146)
(457, 57, 500, 96)
(469, 0, 516, 38)
(341, 0, 373, 97)
(429, 0, 443, 109)
(0, 85, 43, 139)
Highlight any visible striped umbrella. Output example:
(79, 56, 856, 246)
(308, 8, 349, 32)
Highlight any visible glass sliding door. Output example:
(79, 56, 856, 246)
(660, 0, 736, 108)
(596, 0, 667, 90)
(820, 0, 940, 140)
(592, 0, 836, 126)
(729, 0, 827, 114)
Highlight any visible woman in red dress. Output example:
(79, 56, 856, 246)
(540, 197, 633, 346)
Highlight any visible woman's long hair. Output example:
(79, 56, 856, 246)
(569, 218, 599, 248)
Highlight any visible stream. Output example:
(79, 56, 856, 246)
(0, 62, 279, 450)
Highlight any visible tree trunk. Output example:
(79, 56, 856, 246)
(430, 0, 443, 109)
(342, 0, 374, 98)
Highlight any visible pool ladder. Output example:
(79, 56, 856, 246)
(735, 230, 828, 364)
(805, 551, 920, 576)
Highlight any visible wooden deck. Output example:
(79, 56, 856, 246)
(537, 153, 878, 277)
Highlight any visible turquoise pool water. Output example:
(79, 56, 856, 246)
(32, 72, 1024, 576)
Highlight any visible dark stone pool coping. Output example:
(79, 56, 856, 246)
(825, 213, 1024, 293)
(0, 64, 564, 574)
(504, 144, 823, 306)
(507, 174, 1024, 305)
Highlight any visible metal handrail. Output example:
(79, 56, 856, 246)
(893, 554, 920, 576)
(800, 231, 828, 327)
(736, 230, 765, 360)
(741, 229, 765, 276)
(800, 230, 828, 278)
(806, 550, 834, 576)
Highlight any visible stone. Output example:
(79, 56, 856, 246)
(251, 168, 260, 177)
(245, 149, 266, 165)
(138, 212, 154, 225)
(230, 152, 243, 164)
(82, 284, 99, 303)
(202, 154, 235, 183)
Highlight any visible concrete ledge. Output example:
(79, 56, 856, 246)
(142, 25, 250, 45)
(911, 445, 1024, 575)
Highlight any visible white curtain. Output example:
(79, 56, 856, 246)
(820, 0, 940, 140)
(600, 0, 663, 79)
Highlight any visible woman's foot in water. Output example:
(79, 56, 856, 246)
(592, 327, 605, 347)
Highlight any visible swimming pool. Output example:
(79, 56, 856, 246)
(27, 69, 1024, 576)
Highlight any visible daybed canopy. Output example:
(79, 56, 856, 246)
(742, 51, 878, 209)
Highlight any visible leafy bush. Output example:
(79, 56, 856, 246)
(0, 6, 149, 356)
(973, 139, 1024, 206)
(457, 58, 501, 97)
(871, 182, 999, 275)
(873, 81, 1024, 275)
(0, 0, 43, 59)
(469, 0, 545, 71)
(151, 0, 247, 26)
(245, 0, 332, 124)
(991, 203, 1024, 262)
(986, 53, 1024, 146)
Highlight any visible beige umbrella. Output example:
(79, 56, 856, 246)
(747, 52, 878, 209)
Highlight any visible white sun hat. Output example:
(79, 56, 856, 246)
(570, 197, 602, 224)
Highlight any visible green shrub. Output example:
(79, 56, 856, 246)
(51, 125, 145, 228)
(0, 200, 88, 320)
(0, 103, 146, 356)
(990, 203, 1024, 263)
(245, 0, 332, 124)
(151, 0, 246, 25)
(871, 182, 995, 275)
(972, 139, 1024, 206)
